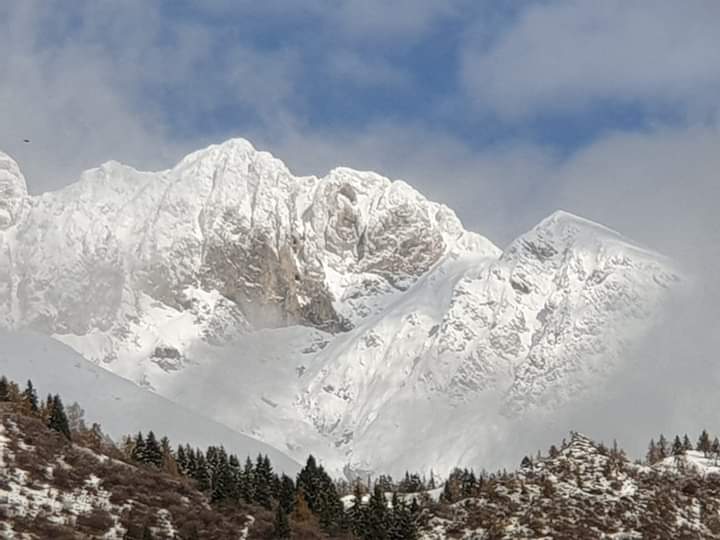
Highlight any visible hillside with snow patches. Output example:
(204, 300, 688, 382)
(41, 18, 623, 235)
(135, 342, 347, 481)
(0, 140, 680, 477)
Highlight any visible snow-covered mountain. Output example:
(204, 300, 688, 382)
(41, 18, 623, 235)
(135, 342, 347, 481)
(0, 140, 680, 476)
(0, 330, 299, 474)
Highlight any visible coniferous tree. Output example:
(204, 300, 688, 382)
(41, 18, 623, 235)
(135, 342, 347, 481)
(206, 446, 220, 481)
(43, 393, 53, 420)
(253, 454, 273, 509)
(131, 432, 146, 463)
(279, 474, 295, 514)
(22, 380, 38, 412)
(712, 438, 720, 461)
(409, 497, 419, 516)
(389, 493, 417, 540)
(211, 447, 234, 503)
(672, 435, 684, 456)
(48, 394, 71, 440)
(240, 457, 255, 504)
(160, 436, 177, 475)
(697, 430, 712, 455)
(228, 454, 241, 500)
(366, 483, 389, 540)
(657, 434, 669, 459)
(349, 482, 366, 537)
(144, 431, 163, 467)
(682, 434, 693, 451)
(0, 376, 9, 401)
(186, 446, 198, 478)
(273, 503, 291, 539)
(176, 445, 188, 475)
(194, 450, 211, 492)
(647, 439, 658, 464)
(296, 455, 344, 531)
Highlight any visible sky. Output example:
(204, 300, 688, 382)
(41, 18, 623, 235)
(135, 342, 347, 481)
(1, 0, 720, 456)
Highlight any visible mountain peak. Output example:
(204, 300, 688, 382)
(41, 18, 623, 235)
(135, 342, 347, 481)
(174, 137, 288, 174)
(536, 209, 625, 239)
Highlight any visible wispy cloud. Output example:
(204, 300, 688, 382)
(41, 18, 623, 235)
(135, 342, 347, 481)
(462, 0, 720, 120)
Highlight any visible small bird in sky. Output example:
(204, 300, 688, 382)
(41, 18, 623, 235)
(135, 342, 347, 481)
(23, 139, 30, 143)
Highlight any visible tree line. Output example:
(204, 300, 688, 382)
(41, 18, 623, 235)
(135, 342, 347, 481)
(0, 374, 418, 539)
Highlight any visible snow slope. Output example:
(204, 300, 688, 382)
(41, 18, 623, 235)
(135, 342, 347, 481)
(0, 140, 681, 477)
(0, 330, 300, 474)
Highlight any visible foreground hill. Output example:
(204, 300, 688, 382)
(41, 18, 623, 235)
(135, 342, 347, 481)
(4, 373, 720, 539)
(0, 141, 680, 475)
(421, 433, 720, 539)
(0, 405, 262, 539)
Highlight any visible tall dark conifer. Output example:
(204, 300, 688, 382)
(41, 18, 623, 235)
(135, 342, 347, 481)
(131, 432, 146, 463)
(22, 380, 38, 412)
(194, 450, 211, 492)
(279, 474, 295, 514)
(48, 394, 71, 440)
(144, 431, 163, 467)
(240, 457, 255, 504)
(211, 447, 234, 503)
(366, 483, 389, 540)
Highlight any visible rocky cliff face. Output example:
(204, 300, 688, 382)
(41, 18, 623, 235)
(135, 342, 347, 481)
(0, 139, 681, 476)
(1, 140, 485, 338)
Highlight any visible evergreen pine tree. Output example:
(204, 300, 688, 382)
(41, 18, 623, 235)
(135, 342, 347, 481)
(48, 394, 71, 440)
(712, 438, 720, 460)
(657, 434, 669, 458)
(131, 432, 146, 463)
(672, 435, 684, 456)
(279, 474, 295, 514)
(697, 430, 712, 455)
(160, 436, 177, 474)
(43, 393, 53, 418)
(0, 376, 9, 401)
(144, 431, 163, 467)
(389, 493, 416, 540)
(22, 380, 38, 412)
(186, 446, 197, 478)
(682, 434, 693, 451)
(296, 455, 344, 532)
(273, 503, 291, 539)
(228, 454, 241, 500)
(194, 450, 211, 492)
(366, 483, 389, 540)
(296, 455, 322, 511)
(646, 439, 658, 464)
(253, 454, 273, 509)
(349, 482, 366, 537)
(240, 456, 255, 504)
(211, 447, 234, 503)
(176, 445, 188, 475)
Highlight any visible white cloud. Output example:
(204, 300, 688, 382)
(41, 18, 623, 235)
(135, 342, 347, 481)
(462, 0, 720, 119)
(326, 50, 411, 88)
